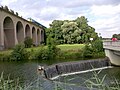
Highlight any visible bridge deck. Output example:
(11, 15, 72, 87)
(103, 40, 120, 51)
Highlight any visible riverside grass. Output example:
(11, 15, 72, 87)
(0, 44, 85, 53)
(0, 44, 85, 61)
(0, 70, 120, 90)
(0, 44, 105, 61)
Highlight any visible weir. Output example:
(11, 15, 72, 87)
(44, 58, 111, 79)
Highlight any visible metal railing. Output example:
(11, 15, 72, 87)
(103, 40, 120, 47)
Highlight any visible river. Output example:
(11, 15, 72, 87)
(0, 60, 120, 89)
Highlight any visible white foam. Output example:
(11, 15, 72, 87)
(50, 66, 113, 80)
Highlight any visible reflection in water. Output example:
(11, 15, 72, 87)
(0, 60, 120, 89)
(54, 67, 120, 87)
(0, 60, 46, 85)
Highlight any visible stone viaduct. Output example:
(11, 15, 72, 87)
(0, 6, 46, 50)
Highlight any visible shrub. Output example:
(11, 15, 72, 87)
(0, 72, 23, 90)
(0, 53, 11, 61)
(91, 39, 104, 52)
(82, 44, 94, 58)
(24, 37, 33, 48)
(33, 36, 61, 60)
(34, 48, 49, 60)
(10, 44, 29, 61)
(47, 36, 61, 59)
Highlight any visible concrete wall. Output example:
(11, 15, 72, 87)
(105, 49, 120, 66)
(0, 8, 45, 50)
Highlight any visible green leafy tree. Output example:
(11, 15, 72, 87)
(10, 44, 29, 60)
(112, 34, 120, 40)
(61, 22, 81, 44)
(47, 36, 58, 59)
(24, 37, 33, 48)
(46, 16, 99, 44)
(75, 16, 99, 43)
(91, 39, 104, 52)
(46, 20, 64, 44)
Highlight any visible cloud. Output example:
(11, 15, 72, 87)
(1, 0, 17, 6)
(0, 0, 120, 37)
(46, 0, 120, 8)
(91, 4, 120, 16)
(39, 7, 60, 21)
(89, 4, 120, 38)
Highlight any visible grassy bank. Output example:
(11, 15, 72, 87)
(0, 70, 119, 90)
(57, 44, 85, 51)
(0, 44, 105, 61)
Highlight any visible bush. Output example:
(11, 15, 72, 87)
(10, 44, 29, 61)
(47, 36, 61, 59)
(33, 47, 46, 60)
(0, 72, 23, 90)
(91, 39, 104, 52)
(82, 44, 94, 58)
(0, 53, 11, 61)
(24, 37, 33, 48)
(33, 36, 61, 60)
(34, 48, 49, 60)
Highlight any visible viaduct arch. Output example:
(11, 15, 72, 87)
(3, 16, 15, 48)
(0, 6, 46, 50)
(16, 21, 24, 43)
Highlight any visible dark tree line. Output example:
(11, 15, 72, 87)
(46, 16, 99, 44)
(112, 34, 120, 40)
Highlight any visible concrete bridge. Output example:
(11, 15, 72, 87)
(0, 6, 46, 50)
(103, 40, 120, 66)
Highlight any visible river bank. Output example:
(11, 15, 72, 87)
(0, 44, 105, 61)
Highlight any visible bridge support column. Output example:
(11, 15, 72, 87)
(105, 49, 120, 66)
(35, 30, 38, 46)
(14, 25, 18, 45)
(0, 21, 4, 50)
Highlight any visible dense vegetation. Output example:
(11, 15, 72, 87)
(0, 39, 105, 61)
(112, 33, 120, 40)
(46, 16, 99, 44)
(0, 16, 105, 61)
(0, 70, 119, 90)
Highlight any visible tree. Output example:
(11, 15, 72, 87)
(61, 22, 81, 44)
(24, 37, 33, 48)
(112, 34, 120, 40)
(10, 44, 29, 60)
(45, 16, 99, 44)
(46, 20, 64, 44)
(75, 16, 98, 43)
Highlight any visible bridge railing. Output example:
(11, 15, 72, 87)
(103, 40, 120, 47)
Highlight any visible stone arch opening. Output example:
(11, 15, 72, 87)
(16, 21, 24, 43)
(32, 27, 36, 45)
(37, 29, 40, 45)
(25, 24, 30, 38)
(3, 17, 15, 49)
(41, 30, 44, 43)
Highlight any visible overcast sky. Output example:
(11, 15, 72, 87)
(0, 0, 120, 38)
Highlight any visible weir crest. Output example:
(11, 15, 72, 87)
(43, 58, 111, 79)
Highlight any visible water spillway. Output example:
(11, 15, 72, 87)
(44, 58, 111, 79)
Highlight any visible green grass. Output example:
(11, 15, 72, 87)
(57, 44, 85, 51)
(0, 50, 12, 54)
(0, 44, 105, 61)
(0, 44, 85, 53)
(23, 44, 85, 52)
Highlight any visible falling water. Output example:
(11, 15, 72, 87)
(44, 57, 111, 79)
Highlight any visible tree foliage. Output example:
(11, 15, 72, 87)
(46, 16, 99, 44)
(112, 34, 120, 40)
(46, 20, 64, 44)
(61, 22, 81, 44)
(10, 44, 29, 61)
(24, 37, 33, 48)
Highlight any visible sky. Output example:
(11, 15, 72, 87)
(0, 0, 120, 38)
